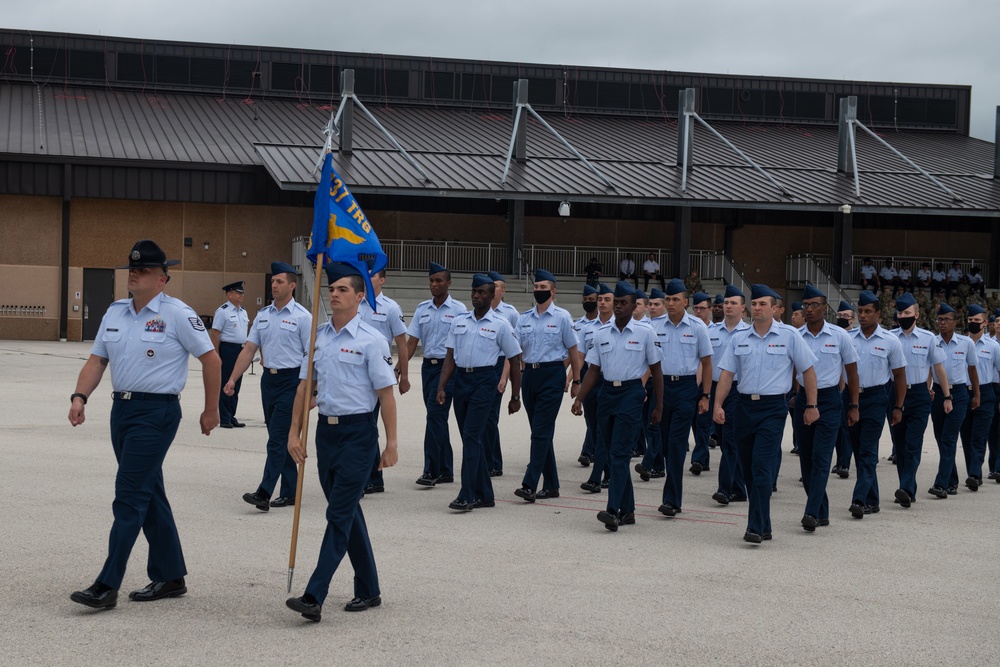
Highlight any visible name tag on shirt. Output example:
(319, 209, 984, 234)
(710, 337, 721, 347)
(734, 345, 751, 356)
(419, 313, 431, 324)
(680, 334, 696, 344)
(520, 323, 534, 334)
(453, 322, 469, 335)
(257, 319, 269, 329)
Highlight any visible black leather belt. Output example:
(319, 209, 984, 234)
(740, 393, 785, 400)
(525, 360, 564, 369)
(665, 374, 696, 382)
(112, 392, 178, 401)
(423, 358, 444, 365)
(460, 366, 494, 374)
(318, 413, 372, 425)
(603, 379, 642, 388)
(219, 341, 245, 347)
(265, 367, 299, 376)
(859, 385, 886, 393)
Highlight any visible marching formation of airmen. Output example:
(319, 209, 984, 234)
(67, 241, 1000, 620)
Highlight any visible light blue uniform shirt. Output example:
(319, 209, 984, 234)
(891, 327, 946, 386)
(211, 301, 249, 344)
(247, 298, 312, 370)
(91, 292, 214, 395)
(407, 295, 467, 359)
(494, 301, 520, 330)
(936, 333, 977, 386)
(446, 310, 521, 368)
(575, 314, 609, 354)
(650, 312, 712, 376)
(849, 326, 906, 387)
(516, 305, 579, 364)
(304, 314, 397, 416)
(718, 319, 817, 395)
(796, 322, 859, 389)
(585, 319, 660, 382)
(972, 336, 1000, 384)
(359, 293, 407, 345)
(709, 319, 750, 382)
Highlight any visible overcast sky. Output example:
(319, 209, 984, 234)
(6, 0, 999, 140)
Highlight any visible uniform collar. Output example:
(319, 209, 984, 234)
(132, 291, 164, 315)
(469, 308, 497, 323)
(749, 318, 781, 339)
(530, 304, 556, 319)
(272, 298, 297, 314)
(330, 313, 362, 337)
(800, 320, 835, 338)
(429, 295, 457, 310)
(853, 325, 886, 340)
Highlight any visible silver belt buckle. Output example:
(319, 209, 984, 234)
(751, 394, 761, 400)
(327, 416, 340, 425)
(531, 363, 540, 369)
(669, 375, 680, 381)
(269, 368, 277, 375)
(430, 358, 439, 365)
(612, 380, 623, 387)
(120, 391, 132, 400)
(464, 367, 474, 373)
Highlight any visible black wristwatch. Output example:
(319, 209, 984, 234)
(893, 405, 904, 412)
(572, 380, 581, 385)
(943, 395, 953, 402)
(701, 392, 711, 399)
(805, 404, 818, 409)
(848, 403, 859, 409)
(71, 392, 88, 405)
(511, 395, 520, 402)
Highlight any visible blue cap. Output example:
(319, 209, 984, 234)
(472, 273, 493, 288)
(324, 262, 362, 283)
(802, 284, 825, 300)
(635, 289, 648, 300)
(598, 283, 613, 295)
(991, 314, 997, 323)
(582, 284, 598, 296)
(750, 284, 780, 301)
(938, 303, 956, 316)
(895, 293, 917, 311)
(222, 280, 245, 293)
(791, 302, 803, 312)
(666, 278, 686, 295)
(487, 271, 505, 283)
(271, 261, 297, 276)
(429, 262, 448, 275)
(534, 269, 557, 284)
(724, 284, 744, 299)
(857, 291, 878, 307)
(649, 288, 666, 299)
(838, 300, 854, 312)
(714, 294, 723, 305)
(614, 281, 636, 298)
(691, 292, 710, 305)
(968, 304, 986, 316)
(994, 308, 1000, 318)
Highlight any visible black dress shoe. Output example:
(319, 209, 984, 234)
(243, 490, 270, 512)
(966, 476, 980, 491)
(415, 474, 437, 487)
(817, 518, 830, 527)
(762, 532, 773, 541)
(743, 530, 763, 544)
(514, 486, 536, 502)
(596, 510, 620, 532)
(836, 467, 850, 479)
(220, 422, 233, 429)
(286, 595, 322, 622)
(488, 469, 503, 477)
(689, 462, 703, 475)
(580, 480, 601, 494)
(929, 485, 947, 499)
(709, 435, 718, 449)
(634, 463, 651, 482)
(600, 479, 609, 489)
(658, 504, 678, 517)
(946, 486, 958, 496)
(620, 512, 635, 525)
(270, 496, 295, 507)
(535, 489, 560, 500)
(712, 492, 730, 506)
(894, 488, 911, 508)
(437, 476, 455, 484)
(887, 454, 896, 463)
(344, 595, 381, 612)
(866, 505, 880, 514)
(988, 471, 998, 481)
(729, 494, 748, 502)
(631, 449, 642, 459)
(230, 419, 246, 428)
(70, 582, 118, 609)
(801, 514, 818, 532)
(850, 501, 865, 519)
(362, 485, 384, 496)
(448, 498, 474, 511)
(650, 469, 666, 479)
(472, 498, 496, 508)
(578, 454, 592, 467)
(129, 578, 186, 602)
(790, 446, 799, 455)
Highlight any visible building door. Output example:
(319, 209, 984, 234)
(82, 268, 115, 340)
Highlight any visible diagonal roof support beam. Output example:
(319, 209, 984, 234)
(837, 96, 861, 198)
(853, 119, 962, 202)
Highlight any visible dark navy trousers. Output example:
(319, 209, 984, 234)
(931, 384, 970, 489)
(716, 382, 747, 499)
(484, 356, 506, 472)
(453, 368, 497, 504)
(599, 381, 645, 515)
(835, 388, 854, 471)
(304, 416, 379, 606)
(366, 401, 383, 487)
(661, 376, 699, 509)
(735, 394, 787, 536)
(889, 383, 932, 498)
(521, 365, 565, 492)
(218, 341, 243, 425)
(849, 385, 889, 508)
(794, 386, 842, 521)
(691, 394, 712, 469)
(259, 370, 299, 498)
(579, 362, 596, 460)
(98, 398, 185, 590)
(639, 381, 664, 474)
(585, 384, 609, 485)
(989, 383, 1000, 474)
(959, 383, 994, 483)
(421, 359, 454, 479)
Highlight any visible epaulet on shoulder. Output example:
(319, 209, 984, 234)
(418, 298, 433, 307)
(357, 320, 382, 338)
(220, 303, 229, 310)
(521, 308, 533, 315)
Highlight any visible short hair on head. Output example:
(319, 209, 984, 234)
(374, 269, 386, 279)
(347, 275, 365, 293)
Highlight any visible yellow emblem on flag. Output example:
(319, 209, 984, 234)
(328, 213, 365, 246)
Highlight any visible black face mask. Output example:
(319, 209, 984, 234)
(582, 301, 597, 313)
(968, 322, 983, 334)
(836, 318, 850, 328)
(896, 316, 916, 330)
(533, 290, 551, 304)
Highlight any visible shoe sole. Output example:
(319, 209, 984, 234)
(242, 494, 269, 512)
(70, 593, 117, 609)
(894, 489, 911, 507)
(129, 587, 187, 602)
(712, 494, 729, 506)
(514, 490, 536, 503)
(344, 597, 382, 612)
(802, 515, 818, 532)
(415, 479, 437, 487)
(850, 505, 865, 519)
(286, 598, 321, 622)
(743, 533, 762, 544)
(596, 511, 619, 531)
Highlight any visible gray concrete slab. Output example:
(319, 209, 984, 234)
(2, 340, 999, 666)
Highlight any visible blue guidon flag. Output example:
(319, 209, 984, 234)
(308, 152, 387, 310)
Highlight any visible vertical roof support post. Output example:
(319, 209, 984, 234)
(837, 96, 860, 198)
(514, 79, 528, 162)
(339, 69, 355, 155)
(994, 106, 1000, 179)
(677, 88, 695, 192)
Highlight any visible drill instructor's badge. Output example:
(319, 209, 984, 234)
(189, 317, 206, 332)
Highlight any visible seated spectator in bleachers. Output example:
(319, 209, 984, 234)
(859, 257, 880, 291)
(684, 269, 703, 294)
(897, 262, 913, 294)
(968, 266, 985, 297)
(880, 259, 900, 296)
(987, 291, 1000, 312)
(619, 255, 638, 288)
(916, 262, 932, 289)
(584, 256, 603, 287)
(642, 253, 665, 291)
(932, 263, 947, 295)
(947, 261, 965, 297)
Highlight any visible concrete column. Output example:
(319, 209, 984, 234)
(674, 206, 692, 278)
(508, 199, 525, 278)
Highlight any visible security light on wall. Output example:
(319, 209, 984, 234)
(558, 201, 571, 217)
(203, 242, 210, 250)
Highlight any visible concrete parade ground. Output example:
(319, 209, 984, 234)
(2, 341, 999, 666)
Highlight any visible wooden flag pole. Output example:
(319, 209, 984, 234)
(287, 252, 325, 594)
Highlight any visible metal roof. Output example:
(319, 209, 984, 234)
(2, 82, 998, 215)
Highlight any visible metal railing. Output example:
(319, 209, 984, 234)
(786, 253, 852, 320)
(809, 254, 989, 287)
(697, 251, 751, 296)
